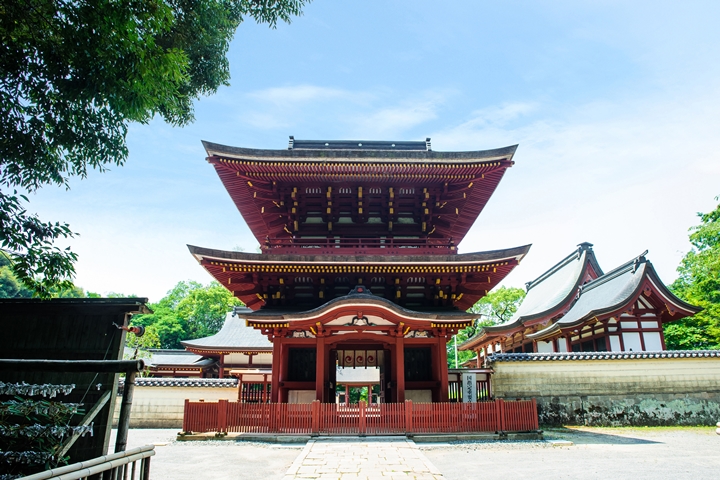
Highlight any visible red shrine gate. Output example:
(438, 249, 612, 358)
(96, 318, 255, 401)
(183, 137, 540, 434)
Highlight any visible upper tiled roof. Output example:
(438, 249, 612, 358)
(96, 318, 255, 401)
(182, 313, 273, 351)
(202, 140, 517, 161)
(487, 350, 720, 363)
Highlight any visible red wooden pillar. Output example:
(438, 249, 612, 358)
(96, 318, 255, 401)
(218, 355, 225, 379)
(438, 335, 449, 402)
(315, 335, 326, 402)
(271, 336, 282, 402)
(262, 374, 268, 404)
(396, 334, 405, 403)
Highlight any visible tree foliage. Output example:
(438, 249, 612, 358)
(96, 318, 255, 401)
(0, 253, 87, 298)
(447, 286, 527, 367)
(130, 280, 242, 349)
(0, 0, 309, 296)
(665, 199, 720, 350)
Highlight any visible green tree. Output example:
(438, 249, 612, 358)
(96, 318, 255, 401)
(0, 253, 89, 298)
(665, 199, 720, 350)
(448, 286, 526, 367)
(0, 0, 309, 297)
(177, 281, 243, 339)
(130, 280, 242, 349)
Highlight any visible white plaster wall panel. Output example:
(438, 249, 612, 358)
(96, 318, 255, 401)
(622, 332, 642, 351)
(224, 353, 249, 364)
(253, 353, 273, 365)
(643, 332, 663, 351)
(609, 335, 622, 352)
(536, 341, 554, 353)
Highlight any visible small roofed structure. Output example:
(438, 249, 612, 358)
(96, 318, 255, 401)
(145, 350, 216, 378)
(460, 244, 701, 363)
(181, 312, 272, 379)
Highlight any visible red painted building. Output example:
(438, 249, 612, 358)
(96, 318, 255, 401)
(188, 138, 530, 403)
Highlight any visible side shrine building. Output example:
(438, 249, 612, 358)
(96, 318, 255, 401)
(186, 138, 530, 404)
(460, 242, 701, 363)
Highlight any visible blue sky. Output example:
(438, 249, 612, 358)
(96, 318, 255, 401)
(28, 1, 720, 301)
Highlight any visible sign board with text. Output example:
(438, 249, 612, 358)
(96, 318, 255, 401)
(462, 372, 477, 403)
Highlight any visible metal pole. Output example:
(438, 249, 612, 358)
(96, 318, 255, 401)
(115, 370, 136, 453)
(454, 335, 458, 368)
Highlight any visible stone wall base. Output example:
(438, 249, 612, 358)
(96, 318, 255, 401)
(531, 393, 720, 426)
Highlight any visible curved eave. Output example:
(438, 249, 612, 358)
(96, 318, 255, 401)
(241, 294, 479, 327)
(183, 346, 272, 355)
(203, 141, 518, 162)
(189, 243, 530, 311)
(188, 244, 530, 265)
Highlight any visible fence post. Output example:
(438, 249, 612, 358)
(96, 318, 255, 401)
(404, 400, 413, 435)
(218, 399, 228, 434)
(359, 401, 367, 436)
(182, 399, 190, 433)
(498, 398, 506, 432)
(532, 398, 539, 430)
(311, 400, 320, 436)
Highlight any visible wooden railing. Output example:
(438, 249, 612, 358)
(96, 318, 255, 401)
(182, 399, 539, 436)
(19, 445, 154, 480)
(263, 237, 456, 255)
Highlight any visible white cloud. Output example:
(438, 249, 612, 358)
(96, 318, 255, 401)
(444, 86, 720, 290)
(348, 103, 437, 138)
(247, 84, 363, 106)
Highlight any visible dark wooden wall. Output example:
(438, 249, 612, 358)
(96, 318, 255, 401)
(0, 298, 148, 462)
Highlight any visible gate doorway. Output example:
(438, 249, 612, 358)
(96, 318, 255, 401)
(335, 362, 381, 405)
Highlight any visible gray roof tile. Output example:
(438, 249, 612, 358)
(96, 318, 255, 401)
(487, 350, 720, 363)
(181, 313, 273, 350)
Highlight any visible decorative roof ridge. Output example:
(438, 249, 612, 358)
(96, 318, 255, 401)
(487, 350, 720, 363)
(524, 242, 596, 291)
(118, 378, 238, 388)
(289, 137, 431, 151)
(577, 250, 648, 294)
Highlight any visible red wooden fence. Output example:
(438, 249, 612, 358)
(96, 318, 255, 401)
(182, 398, 539, 435)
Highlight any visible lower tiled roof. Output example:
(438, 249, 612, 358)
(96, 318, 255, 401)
(488, 350, 720, 363)
(118, 378, 238, 388)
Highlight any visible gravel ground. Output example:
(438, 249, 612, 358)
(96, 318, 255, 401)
(112, 427, 720, 480)
(112, 429, 303, 480)
(421, 426, 720, 480)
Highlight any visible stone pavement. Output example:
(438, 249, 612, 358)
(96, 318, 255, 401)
(282, 437, 445, 480)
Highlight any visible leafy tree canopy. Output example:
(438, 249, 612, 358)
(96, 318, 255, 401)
(0, 253, 89, 298)
(0, 0, 309, 297)
(665, 198, 720, 350)
(130, 280, 242, 349)
(447, 286, 526, 367)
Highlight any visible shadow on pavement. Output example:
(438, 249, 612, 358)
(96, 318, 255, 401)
(544, 426, 660, 445)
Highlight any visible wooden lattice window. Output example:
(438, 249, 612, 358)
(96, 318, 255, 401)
(287, 348, 316, 382)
